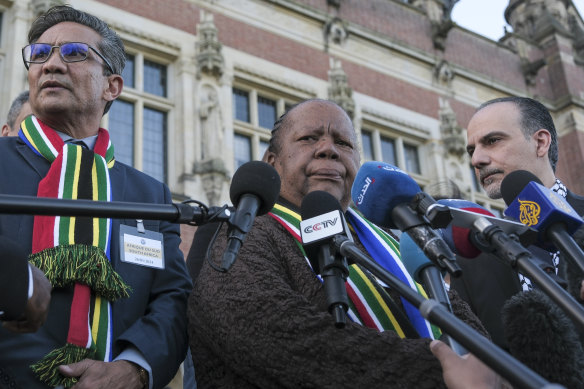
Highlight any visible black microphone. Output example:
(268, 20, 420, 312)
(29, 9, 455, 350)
(501, 289, 584, 388)
(300, 191, 349, 328)
(501, 170, 584, 275)
(351, 161, 461, 276)
(220, 161, 281, 271)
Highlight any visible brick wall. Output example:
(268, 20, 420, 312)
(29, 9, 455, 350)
(557, 130, 584, 195)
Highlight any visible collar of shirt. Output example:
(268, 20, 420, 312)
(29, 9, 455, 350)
(550, 178, 567, 198)
(56, 131, 98, 151)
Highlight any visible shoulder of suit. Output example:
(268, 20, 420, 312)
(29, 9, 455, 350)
(566, 190, 584, 216)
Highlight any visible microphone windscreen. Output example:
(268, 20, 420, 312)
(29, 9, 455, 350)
(229, 161, 281, 215)
(501, 289, 584, 388)
(437, 199, 495, 259)
(400, 231, 432, 283)
(300, 191, 342, 219)
(351, 161, 421, 229)
(501, 170, 543, 206)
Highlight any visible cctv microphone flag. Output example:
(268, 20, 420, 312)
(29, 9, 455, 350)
(299, 195, 347, 274)
(300, 210, 346, 244)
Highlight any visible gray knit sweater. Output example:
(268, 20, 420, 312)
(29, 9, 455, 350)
(188, 213, 487, 389)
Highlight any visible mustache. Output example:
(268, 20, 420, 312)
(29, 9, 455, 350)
(39, 78, 71, 89)
(478, 168, 504, 182)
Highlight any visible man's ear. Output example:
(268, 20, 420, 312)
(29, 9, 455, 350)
(103, 74, 123, 102)
(264, 150, 276, 166)
(1, 124, 10, 137)
(534, 129, 551, 158)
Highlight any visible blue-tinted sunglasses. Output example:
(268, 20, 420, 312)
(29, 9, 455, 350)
(22, 42, 114, 74)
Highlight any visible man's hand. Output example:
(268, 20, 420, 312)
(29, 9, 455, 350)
(2, 264, 51, 333)
(430, 340, 504, 389)
(58, 359, 145, 389)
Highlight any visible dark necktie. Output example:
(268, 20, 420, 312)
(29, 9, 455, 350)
(65, 139, 88, 149)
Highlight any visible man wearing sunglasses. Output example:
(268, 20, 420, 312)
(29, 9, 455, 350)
(0, 6, 191, 389)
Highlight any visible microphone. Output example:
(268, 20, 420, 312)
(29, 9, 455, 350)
(351, 161, 461, 276)
(330, 228, 563, 388)
(300, 191, 349, 328)
(438, 198, 561, 283)
(400, 231, 450, 308)
(501, 170, 584, 274)
(400, 231, 467, 354)
(501, 289, 584, 388)
(220, 161, 281, 271)
(436, 199, 496, 259)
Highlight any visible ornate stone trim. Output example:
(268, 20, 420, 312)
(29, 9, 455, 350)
(520, 57, 546, 86)
(411, 0, 457, 51)
(434, 59, 455, 88)
(31, 0, 66, 16)
(438, 97, 465, 158)
(234, 64, 317, 96)
(107, 20, 181, 51)
(360, 107, 431, 138)
(323, 16, 349, 51)
(328, 59, 355, 117)
(192, 158, 230, 206)
(196, 10, 224, 79)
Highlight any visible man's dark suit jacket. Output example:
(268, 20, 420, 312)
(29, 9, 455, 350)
(0, 136, 192, 389)
(561, 191, 584, 300)
(0, 236, 30, 320)
(451, 190, 584, 349)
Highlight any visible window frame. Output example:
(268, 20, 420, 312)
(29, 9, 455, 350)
(231, 82, 301, 166)
(104, 49, 174, 183)
(359, 119, 424, 178)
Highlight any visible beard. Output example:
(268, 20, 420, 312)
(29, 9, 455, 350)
(478, 168, 504, 199)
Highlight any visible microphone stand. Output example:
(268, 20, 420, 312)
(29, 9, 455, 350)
(391, 201, 461, 277)
(419, 266, 468, 355)
(0, 194, 232, 225)
(319, 243, 350, 328)
(471, 218, 584, 329)
(331, 235, 563, 389)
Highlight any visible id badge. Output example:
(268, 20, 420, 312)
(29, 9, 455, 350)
(120, 221, 165, 269)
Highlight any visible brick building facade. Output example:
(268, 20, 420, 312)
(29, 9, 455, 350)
(1, 0, 583, 217)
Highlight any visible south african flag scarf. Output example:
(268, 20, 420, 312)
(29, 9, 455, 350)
(19, 116, 130, 388)
(269, 201, 440, 339)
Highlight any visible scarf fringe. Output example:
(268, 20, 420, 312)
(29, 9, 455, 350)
(30, 244, 131, 301)
(31, 343, 95, 388)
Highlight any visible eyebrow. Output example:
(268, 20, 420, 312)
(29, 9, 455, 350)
(466, 130, 508, 153)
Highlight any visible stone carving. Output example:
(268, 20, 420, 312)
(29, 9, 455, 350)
(192, 159, 229, 206)
(32, 0, 66, 16)
(327, 59, 355, 118)
(411, 0, 458, 50)
(569, 13, 584, 66)
(324, 17, 349, 51)
(505, 0, 571, 41)
(196, 11, 224, 79)
(434, 60, 454, 87)
(520, 57, 546, 86)
(439, 97, 465, 158)
(199, 85, 223, 161)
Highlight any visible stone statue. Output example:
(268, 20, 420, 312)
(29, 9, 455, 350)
(199, 86, 223, 160)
